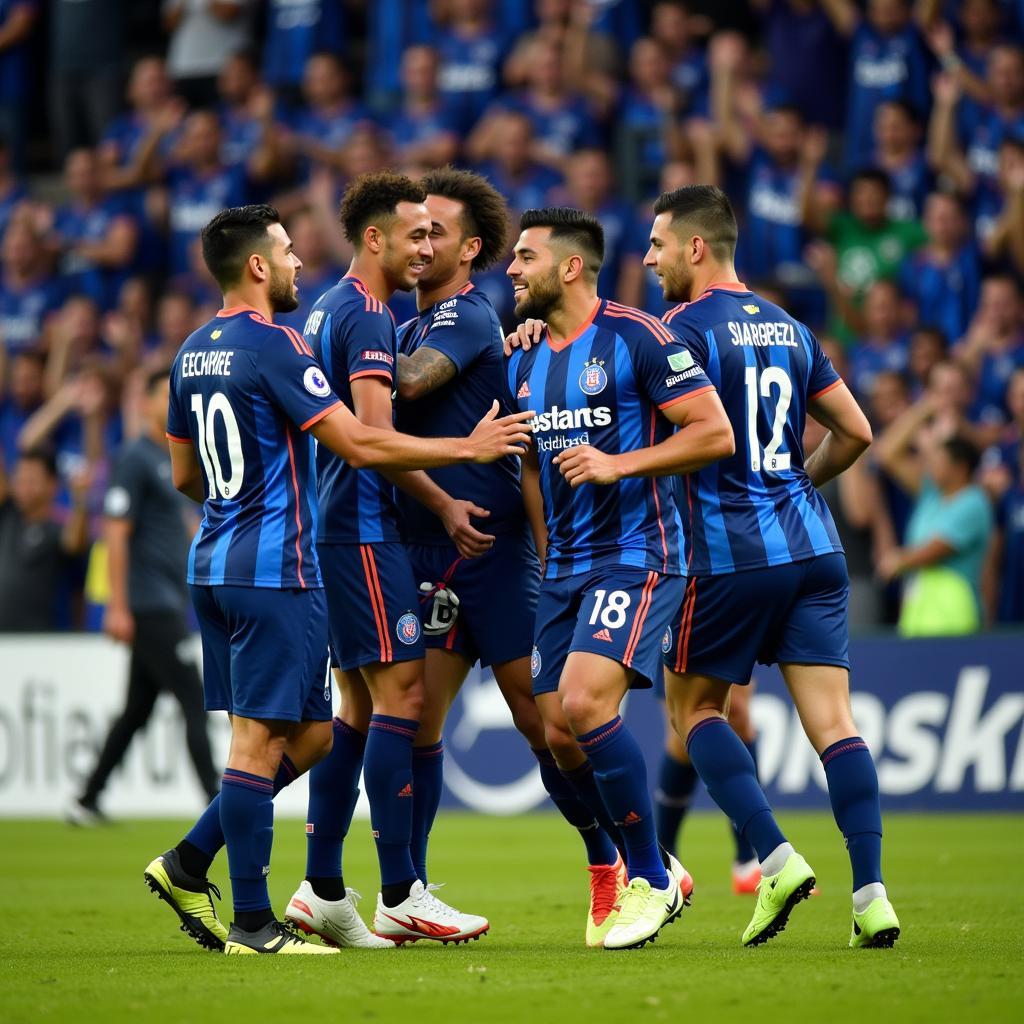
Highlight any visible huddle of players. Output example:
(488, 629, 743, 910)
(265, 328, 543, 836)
(142, 166, 901, 956)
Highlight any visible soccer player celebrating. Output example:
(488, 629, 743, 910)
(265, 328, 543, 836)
(144, 203, 533, 955)
(505, 208, 734, 950)
(648, 185, 900, 949)
(391, 168, 631, 948)
(286, 172, 499, 947)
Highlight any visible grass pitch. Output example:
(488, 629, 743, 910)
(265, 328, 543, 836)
(1, 812, 1021, 1023)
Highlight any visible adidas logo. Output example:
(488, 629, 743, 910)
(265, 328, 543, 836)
(623, 811, 641, 825)
(517, 381, 531, 398)
(397, 783, 413, 798)
(592, 628, 613, 642)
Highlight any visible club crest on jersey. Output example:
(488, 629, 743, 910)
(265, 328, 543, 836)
(210, 329, 222, 340)
(303, 365, 331, 397)
(742, 304, 760, 314)
(530, 646, 542, 678)
(579, 358, 607, 396)
(662, 627, 672, 654)
(667, 350, 694, 372)
(396, 612, 421, 645)
(517, 380, 531, 399)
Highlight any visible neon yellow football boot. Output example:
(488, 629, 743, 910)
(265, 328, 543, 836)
(850, 897, 900, 948)
(742, 851, 816, 946)
(224, 920, 340, 955)
(585, 853, 628, 948)
(144, 848, 228, 951)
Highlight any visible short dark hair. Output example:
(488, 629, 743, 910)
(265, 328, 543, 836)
(943, 435, 980, 476)
(200, 204, 280, 289)
(519, 207, 604, 278)
(653, 185, 738, 261)
(910, 324, 949, 350)
(338, 171, 426, 247)
(18, 447, 57, 478)
(850, 167, 891, 194)
(420, 166, 510, 271)
(145, 365, 172, 392)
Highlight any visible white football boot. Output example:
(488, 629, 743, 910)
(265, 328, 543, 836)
(372, 880, 489, 945)
(285, 881, 396, 949)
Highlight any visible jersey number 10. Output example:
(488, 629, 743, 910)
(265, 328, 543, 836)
(744, 366, 792, 474)
(191, 393, 245, 500)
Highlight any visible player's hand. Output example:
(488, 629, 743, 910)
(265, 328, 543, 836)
(441, 499, 495, 558)
(104, 603, 135, 645)
(503, 319, 546, 356)
(875, 547, 907, 584)
(466, 400, 535, 463)
(554, 445, 623, 487)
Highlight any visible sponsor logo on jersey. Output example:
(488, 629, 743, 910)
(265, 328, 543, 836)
(667, 350, 694, 372)
(592, 628, 613, 642)
(396, 612, 421, 645)
(304, 309, 325, 335)
(360, 349, 394, 364)
(579, 358, 608, 396)
(517, 380, 531, 399)
(530, 646, 542, 678)
(665, 366, 704, 387)
(662, 627, 672, 654)
(439, 297, 458, 311)
(530, 405, 612, 433)
(303, 365, 332, 397)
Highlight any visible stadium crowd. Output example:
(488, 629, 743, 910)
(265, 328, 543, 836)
(0, 0, 1022, 636)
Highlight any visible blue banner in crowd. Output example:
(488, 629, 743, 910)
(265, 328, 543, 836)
(439, 634, 1024, 814)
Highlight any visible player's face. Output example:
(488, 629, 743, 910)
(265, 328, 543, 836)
(417, 194, 472, 289)
(380, 201, 433, 292)
(507, 227, 564, 320)
(265, 222, 302, 313)
(644, 212, 693, 302)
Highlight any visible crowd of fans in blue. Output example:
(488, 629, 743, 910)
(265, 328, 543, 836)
(0, 0, 1021, 634)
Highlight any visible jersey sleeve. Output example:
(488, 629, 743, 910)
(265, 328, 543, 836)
(103, 447, 146, 523)
(631, 318, 714, 410)
(257, 324, 343, 431)
(337, 306, 396, 384)
(416, 294, 490, 373)
(798, 324, 842, 399)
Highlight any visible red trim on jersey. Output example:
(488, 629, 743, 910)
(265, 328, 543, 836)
(546, 298, 601, 352)
(361, 545, 393, 662)
(349, 368, 394, 383)
(346, 274, 384, 314)
(217, 304, 265, 318)
(457, 282, 475, 295)
(606, 302, 674, 344)
(649, 407, 669, 570)
(166, 432, 192, 444)
(658, 384, 716, 410)
(624, 571, 658, 665)
(674, 578, 697, 673)
(282, 324, 314, 356)
(662, 303, 689, 324)
(284, 428, 307, 589)
(704, 281, 748, 292)
(299, 400, 343, 432)
(359, 545, 389, 662)
(257, 317, 304, 354)
(810, 378, 844, 401)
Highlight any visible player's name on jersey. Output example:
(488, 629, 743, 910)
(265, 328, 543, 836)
(727, 320, 798, 348)
(180, 349, 235, 378)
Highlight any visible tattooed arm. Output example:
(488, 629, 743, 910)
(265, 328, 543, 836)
(396, 346, 458, 402)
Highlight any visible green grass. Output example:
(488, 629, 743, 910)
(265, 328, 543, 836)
(1, 812, 1021, 1023)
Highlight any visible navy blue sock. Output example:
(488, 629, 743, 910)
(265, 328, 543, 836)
(686, 717, 787, 862)
(364, 714, 418, 889)
(179, 754, 297, 878)
(576, 717, 668, 889)
(729, 741, 759, 863)
(219, 768, 275, 915)
(305, 719, 365, 893)
(533, 747, 618, 866)
(561, 760, 626, 858)
(821, 737, 883, 890)
(411, 741, 444, 883)
(654, 752, 699, 854)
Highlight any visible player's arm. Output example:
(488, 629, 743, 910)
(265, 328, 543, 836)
(804, 381, 874, 488)
(395, 347, 458, 401)
(351, 376, 494, 557)
(555, 390, 734, 486)
(168, 437, 206, 503)
(520, 444, 548, 570)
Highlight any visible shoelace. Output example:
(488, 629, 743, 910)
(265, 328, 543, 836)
(413, 882, 458, 920)
(344, 887, 363, 910)
(203, 881, 222, 903)
(589, 867, 620, 921)
(615, 882, 655, 926)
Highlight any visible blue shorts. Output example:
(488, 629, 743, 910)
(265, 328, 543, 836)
(531, 567, 685, 697)
(318, 542, 424, 671)
(407, 530, 540, 668)
(664, 553, 851, 685)
(190, 584, 331, 722)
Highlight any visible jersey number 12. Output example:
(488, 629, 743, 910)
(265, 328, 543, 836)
(744, 366, 792, 473)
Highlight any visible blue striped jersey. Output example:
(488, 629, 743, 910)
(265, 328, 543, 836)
(166, 305, 342, 588)
(506, 299, 715, 580)
(395, 282, 523, 544)
(303, 275, 401, 544)
(662, 284, 844, 576)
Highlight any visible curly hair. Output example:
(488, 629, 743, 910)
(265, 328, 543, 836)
(338, 171, 427, 247)
(420, 166, 510, 271)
